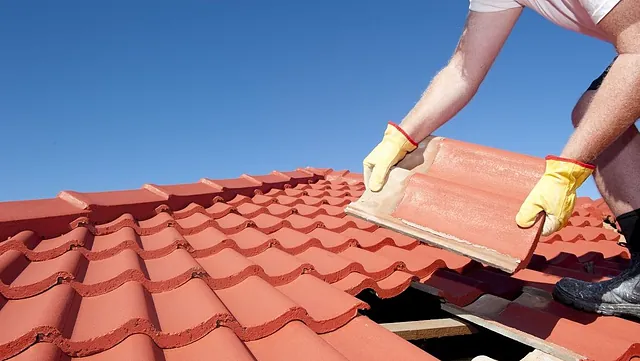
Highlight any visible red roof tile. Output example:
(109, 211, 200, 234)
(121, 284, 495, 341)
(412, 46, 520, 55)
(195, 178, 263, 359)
(346, 137, 547, 273)
(0, 167, 637, 361)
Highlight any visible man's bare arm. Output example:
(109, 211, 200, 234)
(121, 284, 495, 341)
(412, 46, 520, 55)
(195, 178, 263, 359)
(560, 0, 640, 163)
(399, 8, 523, 142)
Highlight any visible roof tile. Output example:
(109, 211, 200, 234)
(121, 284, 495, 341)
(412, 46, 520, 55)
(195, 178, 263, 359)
(0, 198, 89, 242)
(346, 136, 546, 273)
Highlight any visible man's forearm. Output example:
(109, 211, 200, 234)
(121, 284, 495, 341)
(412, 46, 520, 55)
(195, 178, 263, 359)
(561, 54, 640, 163)
(398, 63, 478, 143)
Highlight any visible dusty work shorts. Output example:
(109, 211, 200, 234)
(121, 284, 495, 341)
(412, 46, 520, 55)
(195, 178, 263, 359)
(587, 56, 618, 91)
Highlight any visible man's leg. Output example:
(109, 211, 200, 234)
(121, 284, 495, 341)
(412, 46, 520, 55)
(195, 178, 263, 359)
(573, 56, 640, 219)
(552, 57, 640, 317)
(570, 57, 640, 249)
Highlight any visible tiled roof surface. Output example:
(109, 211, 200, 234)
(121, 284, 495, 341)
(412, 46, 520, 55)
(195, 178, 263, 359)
(0, 167, 638, 361)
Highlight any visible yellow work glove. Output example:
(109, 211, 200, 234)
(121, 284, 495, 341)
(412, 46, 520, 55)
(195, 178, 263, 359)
(363, 122, 418, 192)
(516, 155, 595, 236)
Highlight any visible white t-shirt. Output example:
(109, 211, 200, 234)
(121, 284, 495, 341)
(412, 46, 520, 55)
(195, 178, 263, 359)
(469, 0, 620, 42)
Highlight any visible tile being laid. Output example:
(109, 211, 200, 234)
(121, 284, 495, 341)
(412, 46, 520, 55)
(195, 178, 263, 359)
(345, 136, 547, 274)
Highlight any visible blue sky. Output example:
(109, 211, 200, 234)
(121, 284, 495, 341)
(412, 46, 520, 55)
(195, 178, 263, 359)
(0, 1, 618, 202)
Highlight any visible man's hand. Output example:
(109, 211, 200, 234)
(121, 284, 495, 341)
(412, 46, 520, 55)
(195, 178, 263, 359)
(516, 156, 595, 236)
(363, 122, 418, 192)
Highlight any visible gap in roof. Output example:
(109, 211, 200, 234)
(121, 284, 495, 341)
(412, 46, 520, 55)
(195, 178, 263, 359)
(355, 287, 535, 361)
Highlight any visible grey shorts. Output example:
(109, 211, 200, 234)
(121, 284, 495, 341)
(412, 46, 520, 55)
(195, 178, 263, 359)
(587, 56, 618, 91)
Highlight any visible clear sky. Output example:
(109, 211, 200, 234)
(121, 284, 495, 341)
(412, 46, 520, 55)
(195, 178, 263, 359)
(0, 1, 619, 202)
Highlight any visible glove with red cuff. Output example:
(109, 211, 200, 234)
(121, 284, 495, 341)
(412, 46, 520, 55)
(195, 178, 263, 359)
(516, 155, 595, 236)
(363, 122, 418, 192)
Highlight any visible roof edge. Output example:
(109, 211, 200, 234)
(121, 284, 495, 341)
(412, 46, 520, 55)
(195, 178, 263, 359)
(0, 167, 363, 241)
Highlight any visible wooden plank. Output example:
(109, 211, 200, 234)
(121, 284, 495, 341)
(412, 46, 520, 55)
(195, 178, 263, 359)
(438, 294, 586, 361)
(381, 318, 477, 340)
(521, 350, 564, 361)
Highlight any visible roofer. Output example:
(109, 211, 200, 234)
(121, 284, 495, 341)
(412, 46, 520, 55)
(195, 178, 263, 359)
(363, 0, 640, 318)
